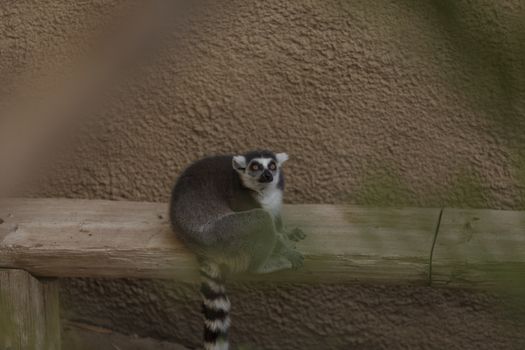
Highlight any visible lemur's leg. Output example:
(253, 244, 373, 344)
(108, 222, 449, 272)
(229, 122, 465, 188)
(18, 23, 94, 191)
(275, 215, 307, 242)
(286, 227, 307, 242)
(255, 254, 293, 273)
(276, 232, 304, 269)
(255, 232, 304, 274)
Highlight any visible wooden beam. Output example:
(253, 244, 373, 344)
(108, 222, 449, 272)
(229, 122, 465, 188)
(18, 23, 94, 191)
(0, 199, 439, 284)
(432, 208, 525, 292)
(0, 269, 61, 350)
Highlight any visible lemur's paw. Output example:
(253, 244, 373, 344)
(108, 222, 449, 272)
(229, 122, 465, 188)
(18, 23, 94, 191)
(285, 249, 304, 270)
(287, 227, 306, 242)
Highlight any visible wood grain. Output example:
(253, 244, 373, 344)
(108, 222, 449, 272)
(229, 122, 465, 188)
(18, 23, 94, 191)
(0, 199, 440, 283)
(0, 269, 61, 350)
(432, 208, 525, 291)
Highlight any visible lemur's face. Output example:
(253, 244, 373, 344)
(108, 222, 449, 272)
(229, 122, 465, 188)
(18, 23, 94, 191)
(232, 151, 288, 191)
(250, 157, 278, 183)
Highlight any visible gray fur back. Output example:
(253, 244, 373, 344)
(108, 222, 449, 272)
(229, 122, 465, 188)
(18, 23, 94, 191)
(169, 155, 276, 269)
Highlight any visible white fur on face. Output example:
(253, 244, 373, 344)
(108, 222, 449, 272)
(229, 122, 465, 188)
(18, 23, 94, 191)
(238, 171, 277, 192)
(250, 157, 272, 169)
(235, 157, 277, 192)
(232, 154, 287, 216)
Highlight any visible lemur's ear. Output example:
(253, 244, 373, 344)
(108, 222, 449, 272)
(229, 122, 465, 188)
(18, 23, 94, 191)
(232, 155, 246, 171)
(276, 152, 289, 166)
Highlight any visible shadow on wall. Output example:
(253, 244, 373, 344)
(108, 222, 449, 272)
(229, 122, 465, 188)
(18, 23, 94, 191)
(343, 163, 493, 209)
(427, 0, 525, 203)
(340, 0, 525, 209)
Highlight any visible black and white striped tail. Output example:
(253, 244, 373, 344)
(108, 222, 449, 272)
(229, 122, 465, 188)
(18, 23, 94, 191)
(200, 261, 231, 350)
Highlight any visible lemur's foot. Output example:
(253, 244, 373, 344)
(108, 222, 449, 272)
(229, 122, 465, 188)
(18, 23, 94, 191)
(284, 249, 304, 270)
(255, 249, 304, 273)
(255, 255, 292, 273)
(287, 227, 306, 242)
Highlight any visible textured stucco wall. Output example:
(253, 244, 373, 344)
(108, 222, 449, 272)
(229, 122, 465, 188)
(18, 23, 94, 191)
(2, 0, 525, 349)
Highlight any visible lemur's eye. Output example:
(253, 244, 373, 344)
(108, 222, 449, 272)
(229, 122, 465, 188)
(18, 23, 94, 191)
(269, 162, 276, 170)
(250, 163, 260, 171)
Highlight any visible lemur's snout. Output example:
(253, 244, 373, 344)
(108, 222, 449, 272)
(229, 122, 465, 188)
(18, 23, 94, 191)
(259, 170, 273, 183)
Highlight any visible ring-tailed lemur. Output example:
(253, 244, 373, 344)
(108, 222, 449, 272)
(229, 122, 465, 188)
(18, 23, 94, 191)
(169, 150, 305, 350)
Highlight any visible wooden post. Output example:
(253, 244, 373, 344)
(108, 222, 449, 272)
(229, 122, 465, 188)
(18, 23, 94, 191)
(0, 269, 61, 350)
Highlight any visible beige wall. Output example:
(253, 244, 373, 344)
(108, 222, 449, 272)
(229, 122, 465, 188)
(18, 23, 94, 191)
(2, 0, 525, 349)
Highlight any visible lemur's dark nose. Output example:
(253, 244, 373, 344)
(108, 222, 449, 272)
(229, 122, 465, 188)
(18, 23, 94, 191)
(259, 170, 273, 183)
